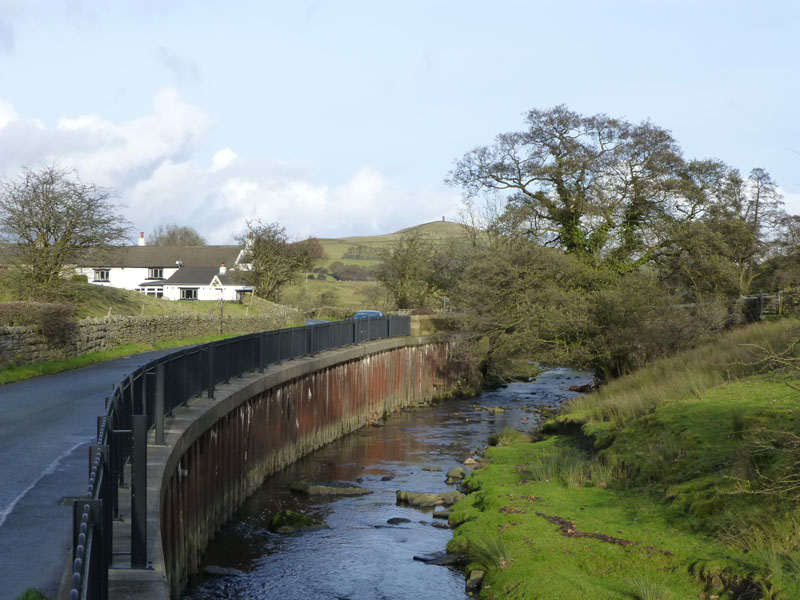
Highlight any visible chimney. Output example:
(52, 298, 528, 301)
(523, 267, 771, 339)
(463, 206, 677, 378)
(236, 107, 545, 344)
(138, 232, 145, 246)
(219, 262, 227, 275)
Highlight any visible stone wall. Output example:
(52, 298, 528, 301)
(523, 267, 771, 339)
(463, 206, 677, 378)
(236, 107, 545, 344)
(0, 309, 300, 369)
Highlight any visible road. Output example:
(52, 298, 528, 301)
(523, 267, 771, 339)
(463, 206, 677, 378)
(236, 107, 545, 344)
(0, 350, 175, 600)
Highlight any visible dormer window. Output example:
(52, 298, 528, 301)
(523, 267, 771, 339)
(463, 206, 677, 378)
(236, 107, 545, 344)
(93, 269, 110, 282)
(148, 267, 164, 279)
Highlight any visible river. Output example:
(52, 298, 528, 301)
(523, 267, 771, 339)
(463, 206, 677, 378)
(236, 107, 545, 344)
(182, 367, 593, 600)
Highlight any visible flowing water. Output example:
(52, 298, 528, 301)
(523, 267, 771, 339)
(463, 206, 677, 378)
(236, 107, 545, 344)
(182, 368, 593, 600)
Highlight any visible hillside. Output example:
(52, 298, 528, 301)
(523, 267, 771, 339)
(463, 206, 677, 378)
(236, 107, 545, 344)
(317, 220, 471, 264)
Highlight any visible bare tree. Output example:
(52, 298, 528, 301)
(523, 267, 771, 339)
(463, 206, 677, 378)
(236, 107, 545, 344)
(237, 220, 318, 300)
(149, 223, 206, 246)
(0, 165, 131, 298)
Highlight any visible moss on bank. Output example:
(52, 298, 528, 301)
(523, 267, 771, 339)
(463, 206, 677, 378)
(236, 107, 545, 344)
(448, 320, 800, 599)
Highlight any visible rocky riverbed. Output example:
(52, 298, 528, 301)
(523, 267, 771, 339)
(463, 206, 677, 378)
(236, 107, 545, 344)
(182, 368, 594, 600)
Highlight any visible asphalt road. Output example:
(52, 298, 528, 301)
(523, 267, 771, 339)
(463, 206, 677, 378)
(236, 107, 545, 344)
(0, 349, 175, 600)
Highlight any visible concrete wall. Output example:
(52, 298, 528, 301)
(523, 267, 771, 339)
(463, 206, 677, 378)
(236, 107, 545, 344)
(109, 336, 465, 599)
(0, 310, 298, 369)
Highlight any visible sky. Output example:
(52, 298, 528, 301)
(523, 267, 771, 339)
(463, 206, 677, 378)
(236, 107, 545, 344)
(0, 0, 798, 244)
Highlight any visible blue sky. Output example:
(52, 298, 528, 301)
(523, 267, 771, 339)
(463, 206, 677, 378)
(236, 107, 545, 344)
(0, 0, 798, 243)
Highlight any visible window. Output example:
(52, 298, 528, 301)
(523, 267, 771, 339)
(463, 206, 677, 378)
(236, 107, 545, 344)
(180, 288, 198, 300)
(138, 287, 164, 298)
(147, 267, 164, 279)
(93, 269, 110, 282)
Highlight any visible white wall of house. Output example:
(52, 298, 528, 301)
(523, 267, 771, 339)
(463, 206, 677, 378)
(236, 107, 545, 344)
(76, 266, 178, 290)
(162, 283, 250, 302)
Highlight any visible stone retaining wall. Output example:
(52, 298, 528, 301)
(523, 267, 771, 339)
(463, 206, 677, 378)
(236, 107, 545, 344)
(0, 310, 299, 369)
(106, 336, 465, 599)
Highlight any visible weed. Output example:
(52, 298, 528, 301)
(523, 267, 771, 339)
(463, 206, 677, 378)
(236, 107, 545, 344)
(496, 427, 530, 446)
(626, 574, 672, 600)
(467, 534, 510, 570)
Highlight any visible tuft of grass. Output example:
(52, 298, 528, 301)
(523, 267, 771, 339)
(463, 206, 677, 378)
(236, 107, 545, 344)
(495, 427, 530, 446)
(467, 534, 510, 571)
(626, 574, 673, 600)
(525, 445, 612, 487)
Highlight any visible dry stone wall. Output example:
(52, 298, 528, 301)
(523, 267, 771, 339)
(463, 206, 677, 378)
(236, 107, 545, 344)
(0, 309, 300, 369)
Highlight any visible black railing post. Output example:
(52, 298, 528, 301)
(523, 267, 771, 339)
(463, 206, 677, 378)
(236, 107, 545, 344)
(207, 345, 215, 399)
(155, 364, 166, 445)
(131, 415, 147, 568)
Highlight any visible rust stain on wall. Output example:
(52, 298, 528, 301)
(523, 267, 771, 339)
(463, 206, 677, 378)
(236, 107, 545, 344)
(161, 341, 463, 596)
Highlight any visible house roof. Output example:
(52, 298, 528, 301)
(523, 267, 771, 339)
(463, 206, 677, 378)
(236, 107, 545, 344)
(163, 266, 252, 287)
(73, 245, 244, 268)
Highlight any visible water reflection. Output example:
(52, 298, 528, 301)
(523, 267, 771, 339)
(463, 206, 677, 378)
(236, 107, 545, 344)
(182, 368, 593, 600)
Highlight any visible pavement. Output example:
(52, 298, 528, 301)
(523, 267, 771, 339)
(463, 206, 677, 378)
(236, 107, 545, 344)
(0, 350, 175, 600)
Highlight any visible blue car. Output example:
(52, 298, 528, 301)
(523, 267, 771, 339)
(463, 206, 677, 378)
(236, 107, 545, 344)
(352, 310, 383, 319)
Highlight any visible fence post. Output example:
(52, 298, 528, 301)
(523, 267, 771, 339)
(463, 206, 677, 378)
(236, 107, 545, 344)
(155, 364, 166, 445)
(207, 345, 215, 399)
(131, 415, 148, 568)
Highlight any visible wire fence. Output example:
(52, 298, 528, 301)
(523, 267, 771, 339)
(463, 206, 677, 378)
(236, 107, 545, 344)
(68, 315, 410, 600)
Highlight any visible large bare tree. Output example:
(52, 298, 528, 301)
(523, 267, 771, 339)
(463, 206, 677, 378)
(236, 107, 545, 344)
(0, 165, 131, 298)
(237, 220, 319, 300)
(148, 223, 206, 246)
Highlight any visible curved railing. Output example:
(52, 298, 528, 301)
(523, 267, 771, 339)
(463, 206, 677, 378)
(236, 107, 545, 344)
(68, 315, 410, 599)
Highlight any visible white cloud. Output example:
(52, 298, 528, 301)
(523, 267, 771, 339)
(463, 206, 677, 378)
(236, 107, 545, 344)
(0, 89, 462, 243)
(211, 147, 237, 171)
(0, 98, 17, 128)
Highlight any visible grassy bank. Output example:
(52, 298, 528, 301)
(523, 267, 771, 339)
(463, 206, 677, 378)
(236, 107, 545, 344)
(448, 319, 800, 599)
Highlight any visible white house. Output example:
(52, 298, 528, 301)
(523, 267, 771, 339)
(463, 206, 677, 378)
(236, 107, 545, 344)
(161, 264, 254, 301)
(73, 235, 250, 300)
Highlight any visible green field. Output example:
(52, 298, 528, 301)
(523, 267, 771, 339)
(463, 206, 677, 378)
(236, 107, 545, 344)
(448, 319, 800, 599)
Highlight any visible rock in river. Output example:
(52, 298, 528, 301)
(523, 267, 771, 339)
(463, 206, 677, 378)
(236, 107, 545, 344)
(445, 466, 467, 484)
(290, 480, 372, 496)
(396, 490, 464, 507)
(267, 509, 329, 534)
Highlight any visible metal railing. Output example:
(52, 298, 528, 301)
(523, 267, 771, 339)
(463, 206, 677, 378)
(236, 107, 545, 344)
(68, 315, 410, 599)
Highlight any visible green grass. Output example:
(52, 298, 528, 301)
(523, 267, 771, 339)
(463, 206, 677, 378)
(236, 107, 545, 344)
(0, 332, 243, 385)
(16, 590, 48, 600)
(281, 277, 392, 311)
(561, 318, 800, 443)
(449, 440, 747, 599)
(447, 321, 800, 598)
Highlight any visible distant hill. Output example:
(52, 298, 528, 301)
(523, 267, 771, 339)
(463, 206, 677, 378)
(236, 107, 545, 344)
(317, 220, 470, 263)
